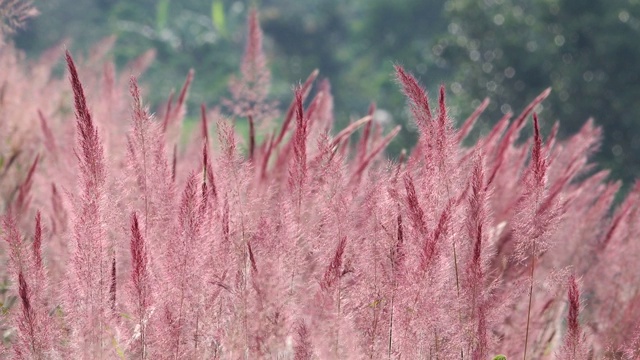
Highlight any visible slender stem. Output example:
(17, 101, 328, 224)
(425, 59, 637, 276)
(453, 243, 460, 297)
(248, 115, 255, 162)
(388, 291, 395, 359)
(443, 169, 463, 360)
(334, 277, 342, 358)
(139, 122, 149, 237)
(523, 241, 536, 360)
(453, 239, 463, 360)
(435, 329, 439, 360)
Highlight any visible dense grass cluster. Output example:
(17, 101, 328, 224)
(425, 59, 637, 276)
(1, 8, 640, 359)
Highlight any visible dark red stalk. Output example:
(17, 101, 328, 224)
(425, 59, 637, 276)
(321, 236, 347, 291)
(531, 113, 546, 187)
(403, 173, 427, 234)
(437, 85, 447, 138)
(200, 103, 209, 141)
(289, 86, 308, 204)
(274, 69, 319, 148)
(394, 211, 404, 271)
(222, 197, 230, 243)
(18, 271, 37, 354)
(33, 211, 43, 271)
(247, 242, 258, 273)
(13, 154, 39, 215)
(248, 114, 256, 161)
(171, 144, 177, 182)
(110, 258, 116, 311)
(567, 275, 580, 341)
(130, 213, 146, 285)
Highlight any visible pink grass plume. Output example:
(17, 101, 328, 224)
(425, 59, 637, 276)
(12, 154, 39, 217)
(2, 213, 56, 358)
(558, 275, 588, 359)
(395, 65, 432, 133)
(129, 212, 152, 357)
(65, 50, 114, 356)
(288, 85, 309, 205)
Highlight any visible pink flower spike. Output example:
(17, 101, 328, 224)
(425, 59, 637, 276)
(33, 211, 43, 271)
(130, 212, 148, 306)
(13, 154, 39, 216)
(288, 85, 309, 199)
(38, 109, 58, 155)
(558, 274, 588, 360)
(200, 103, 209, 142)
(394, 65, 431, 133)
(321, 236, 347, 291)
(66, 50, 105, 190)
(531, 113, 547, 187)
(274, 69, 319, 149)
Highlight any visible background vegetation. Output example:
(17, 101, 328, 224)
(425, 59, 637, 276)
(12, 0, 640, 179)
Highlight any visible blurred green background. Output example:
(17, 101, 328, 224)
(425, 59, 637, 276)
(10, 0, 640, 182)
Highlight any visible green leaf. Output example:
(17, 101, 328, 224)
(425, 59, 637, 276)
(493, 355, 507, 360)
(112, 336, 126, 359)
(156, 0, 171, 30)
(211, 0, 226, 36)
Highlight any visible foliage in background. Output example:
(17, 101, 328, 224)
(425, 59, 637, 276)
(14, 0, 452, 157)
(0, 0, 36, 41)
(13, 0, 640, 182)
(2, 9, 640, 359)
(15, 0, 248, 111)
(260, 0, 451, 156)
(440, 0, 640, 182)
